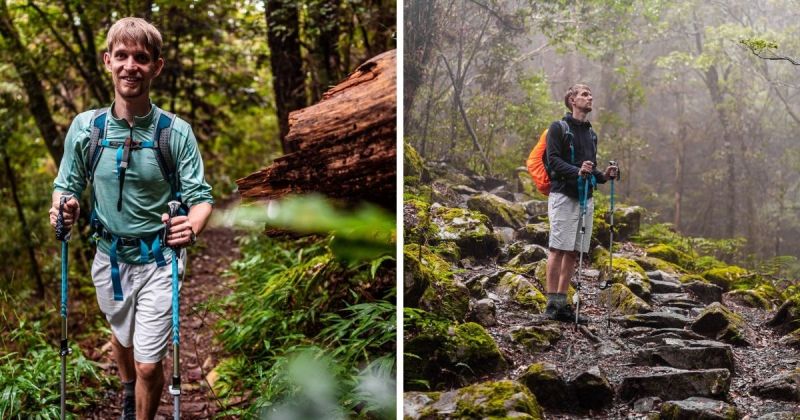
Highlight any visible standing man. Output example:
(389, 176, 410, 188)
(543, 83, 616, 323)
(49, 17, 213, 419)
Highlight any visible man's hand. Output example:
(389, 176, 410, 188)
(604, 164, 619, 180)
(578, 161, 594, 177)
(49, 194, 80, 231)
(161, 214, 195, 247)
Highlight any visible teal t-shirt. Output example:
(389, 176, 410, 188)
(53, 103, 213, 264)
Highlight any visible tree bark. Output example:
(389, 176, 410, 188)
(0, 0, 63, 166)
(236, 50, 396, 209)
(310, 0, 343, 103)
(265, 0, 307, 153)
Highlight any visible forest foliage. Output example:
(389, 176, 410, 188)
(404, 0, 800, 267)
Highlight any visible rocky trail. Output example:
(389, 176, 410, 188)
(80, 224, 242, 419)
(404, 158, 800, 419)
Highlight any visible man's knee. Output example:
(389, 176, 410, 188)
(134, 361, 163, 382)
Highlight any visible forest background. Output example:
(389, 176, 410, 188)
(0, 0, 396, 417)
(404, 0, 800, 276)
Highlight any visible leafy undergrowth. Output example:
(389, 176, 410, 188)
(211, 196, 396, 418)
(0, 291, 113, 419)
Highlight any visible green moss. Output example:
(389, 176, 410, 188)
(454, 380, 543, 419)
(600, 283, 651, 315)
(726, 289, 772, 310)
(632, 255, 685, 274)
(692, 302, 748, 345)
(448, 323, 505, 367)
(467, 193, 527, 229)
(511, 325, 562, 352)
(693, 255, 727, 271)
(404, 142, 425, 184)
(404, 199, 433, 244)
(405, 244, 469, 320)
(646, 244, 694, 269)
(679, 274, 706, 284)
(702, 265, 749, 291)
(514, 285, 547, 312)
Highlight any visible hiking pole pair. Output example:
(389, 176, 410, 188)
(55, 194, 74, 420)
(165, 201, 183, 420)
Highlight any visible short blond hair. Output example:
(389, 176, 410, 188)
(106, 17, 162, 60)
(564, 83, 591, 111)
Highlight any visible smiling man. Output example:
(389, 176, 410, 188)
(543, 84, 617, 323)
(50, 17, 213, 419)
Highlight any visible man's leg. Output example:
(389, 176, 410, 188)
(557, 251, 578, 294)
(111, 334, 136, 383)
(545, 249, 567, 318)
(135, 361, 164, 420)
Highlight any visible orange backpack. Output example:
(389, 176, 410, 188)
(526, 121, 571, 196)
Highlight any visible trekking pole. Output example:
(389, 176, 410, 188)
(166, 201, 182, 420)
(574, 176, 590, 331)
(55, 194, 74, 420)
(605, 161, 618, 331)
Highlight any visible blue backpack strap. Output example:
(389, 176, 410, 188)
(558, 120, 575, 165)
(87, 108, 110, 183)
(109, 237, 123, 301)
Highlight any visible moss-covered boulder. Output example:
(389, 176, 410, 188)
(404, 380, 543, 419)
(766, 297, 800, 335)
(510, 324, 562, 352)
(403, 199, 432, 244)
(660, 397, 739, 420)
(724, 289, 773, 310)
(569, 366, 615, 410)
(690, 302, 749, 346)
(467, 192, 527, 229)
(646, 244, 694, 270)
(701, 265, 749, 292)
(404, 244, 469, 320)
(599, 283, 652, 315)
(778, 328, 800, 349)
(404, 310, 506, 390)
(519, 362, 575, 409)
(598, 257, 651, 300)
(507, 244, 548, 268)
(517, 222, 550, 247)
(429, 204, 499, 259)
(404, 142, 428, 186)
(595, 205, 644, 244)
(633, 255, 684, 274)
(496, 272, 546, 311)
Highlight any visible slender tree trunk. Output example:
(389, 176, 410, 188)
(0, 0, 63, 165)
(674, 93, 686, 230)
(419, 61, 440, 157)
(1, 147, 44, 298)
(265, 0, 307, 153)
(441, 55, 490, 173)
(313, 0, 342, 101)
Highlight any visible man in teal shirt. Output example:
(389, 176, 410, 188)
(49, 17, 213, 419)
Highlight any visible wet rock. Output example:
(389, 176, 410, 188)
(404, 199, 432, 245)
(613, 312, 693, 329)
(659, 397, 739, 420)
(755, 412, 800, 420)
(507, 244, 548, 267)
(468, 298, 497, 327)
(778, 328, 800, 348)
(519, 362, 575, 409)
(522, 200, 548, 218)
(510, 323, 562, 352)
(568, 366, 615, 410)
(403, 380, 543, 419)
(690, 302, 749, 346)
(685, 281, 723, 305)
(647, 270, 682, 285)
(493, 190, 516, 202)
(633, 396, 662, 413)
(651, 279, 683, 294)
(620, 367, 731, 401)
(636, 338, 735, 372)
(467, 192, 527, 229)
(652, 293, 705, 309)
(629, 328, 708, 346)
(599, 283, 652, 315)
(495, 226, 516, 244)
(634, 256, 684, 274)
(404, 142, 429, 185)
(750, 369, 800, 402)
(404, 245, 446, 309)
(517, 223, 550, 247)
(429, 204, 499, 259)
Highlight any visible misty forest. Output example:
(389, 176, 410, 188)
(0, 0, 396, 418)
(404, 0, 800, 418)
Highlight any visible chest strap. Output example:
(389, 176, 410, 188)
(93, 222, 168, 301)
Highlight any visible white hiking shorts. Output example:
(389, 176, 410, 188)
(91, 250, 183, 363)
(548, 192, 594, 253)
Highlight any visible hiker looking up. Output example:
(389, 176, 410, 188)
(543, 83, 617, 323)
(48, 17, 213, 419)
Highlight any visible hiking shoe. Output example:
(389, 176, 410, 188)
(556, 304, 588, 324)
(121, 394, 135, 420)
(543, 301, 559, 320)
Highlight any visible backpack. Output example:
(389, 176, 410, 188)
(526, 120, 572, 196)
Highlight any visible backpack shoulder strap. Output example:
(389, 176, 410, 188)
(87, 107, 110, 183)
(152, 109, 179, 195)
(558, 120, 576, 164)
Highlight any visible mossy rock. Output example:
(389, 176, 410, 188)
(405, 244, 469, 320)
(597, 257, 651, 300)
(599, 283, 652, 315)
(646, 244, 694, 270)
(690, 302, 749, 346)
(632, 255, 684, 274)
(680, 274, 707, 284)
(510, 324, 562, 352)
(429, 205, 499, 259)
(496, 273, 546, 312)
(724, 289, 773, 310)
(403, 199, 432, 244)
(404, 311, 506, 391)
(519, 362, 574, 409)
(404, 142, 428, 185)
(659, 397, 739, 420)
(507, 244, 548, 268)
(467, 192, 527, 229)
(430, 241, 460, 264)
(594, 205, 643, 244)
(517, 170, 539, 199)
(591, 246, 610, 266)
(453, 380, 543, 419)
(701, 265, 749, 292)
(693, 255, 728, 271)
(517, 223, 550, 247)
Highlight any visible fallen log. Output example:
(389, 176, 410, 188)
(236, 49, 396, 209)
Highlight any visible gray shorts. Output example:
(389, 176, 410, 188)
(91, 250, 183, 363)
(548, 192, 594, 253)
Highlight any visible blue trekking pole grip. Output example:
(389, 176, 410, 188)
(55, 194, 74, 420)
(166, 200, 182, 419)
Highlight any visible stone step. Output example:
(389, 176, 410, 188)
(636, 338, 735, 372)
(620, 367, 731, 401)
(626, 328, 709, 345)
(652, 293, 704, 309)
(659, 397, 739, 419)
(650, 279, 684, 294)
(613, 311, 693, 329)
(646, 270, 681, 285)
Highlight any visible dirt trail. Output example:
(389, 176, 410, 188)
(81, 224, 241, 419)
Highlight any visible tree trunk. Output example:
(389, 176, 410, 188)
(265, 0, 307, 153)
(236, 50, 396, 209)
(0, 1, 63, 166)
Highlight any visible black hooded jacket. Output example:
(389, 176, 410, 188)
(545, 113, 607, 200)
